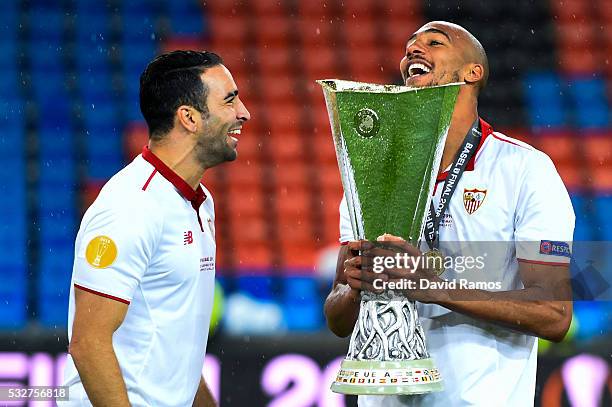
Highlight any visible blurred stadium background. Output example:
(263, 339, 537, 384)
(0, 0, 611, 406)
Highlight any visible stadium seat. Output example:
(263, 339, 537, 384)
(253, 15, 291, 47)
(523, 72, 567, 128)
(167, 0, 206, 35)
(78, 69, 114, 99)
(37, 294, 70, 327)
(232, 243, 274, 270)
(0, 292, 27, 329)
(206, 14, 249, 47)
(570, 195, 596, 241)
(266, 133, 305, 163)
(594, 196, 612, 241)
(256, 47, 292, 75)
(567, 77, 610, 129)
(226, 183, 266, 218)
(558, 47, 600, 76)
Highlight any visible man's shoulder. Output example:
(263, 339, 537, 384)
(88, 156, 163, 217)
(487, 130, 538, 154)
(485, 130, 553, 168)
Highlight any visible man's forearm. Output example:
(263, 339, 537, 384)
(192, 376, 217, 407)
(324, 284, 361, 337)
(432, 288, 572, 342)
(70, 337, 130, 406)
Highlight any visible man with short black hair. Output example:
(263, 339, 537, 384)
(61, 50, 250, 406)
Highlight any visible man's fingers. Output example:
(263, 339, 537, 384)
(346, 240, 372, 251)
(384, 267, 412, 279)
(344, 256, 362, 268)
(346, 277, 384, 294)
(376, 233, 405, 242)
(345, 266, 387, 284)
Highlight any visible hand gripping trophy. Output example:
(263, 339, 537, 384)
(318, 80, 460, 395)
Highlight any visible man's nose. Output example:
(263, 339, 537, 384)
(237, 100, 251, 122)
(406, 40, 425, 56)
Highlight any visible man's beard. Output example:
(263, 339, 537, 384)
(195, 131, 237, 169)
(428, 70, 462, 87)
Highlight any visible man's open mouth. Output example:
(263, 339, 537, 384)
(408, 62, 432, 78)
(227, 128, 241, 147)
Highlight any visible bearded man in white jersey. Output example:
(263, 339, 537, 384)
(324, 22, 575, 406)
(61, 51, 250, 406)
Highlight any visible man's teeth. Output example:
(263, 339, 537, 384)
(228, 129, 241, 135)
(408, 63, 431, 77)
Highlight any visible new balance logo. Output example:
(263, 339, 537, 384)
(183, 231, 193, 245)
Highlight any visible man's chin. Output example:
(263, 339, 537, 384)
(225, 149, 237, 162)
(405, 77, 434, 88)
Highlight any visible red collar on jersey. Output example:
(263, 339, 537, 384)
(141, 146, 207, 210)
(436, 117, 492, 183)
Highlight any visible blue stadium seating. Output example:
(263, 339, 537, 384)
(594, 196, 612, 241)
(0, 292, 27, 329)
(168, 0, 206, 35)
(74, 0, 109, 14)
(75, 45, 111, 70)
(0, 83, 27, 329)
(524, 72, 567, 128)
(567, 77, 610, 129)
(26, 9, 65, 44)
(78, 70, 114, 101)
(37, 294, 69, 327)
(0, 41, 18, 70)
(0, 70, 19, 98)
(570, 195, 596, 241)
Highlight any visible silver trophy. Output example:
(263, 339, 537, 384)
(318, 79, 461, 395)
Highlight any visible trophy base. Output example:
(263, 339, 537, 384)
(331, 358, 443, 395)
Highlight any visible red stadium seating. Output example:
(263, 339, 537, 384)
(200, 0, 423, 271)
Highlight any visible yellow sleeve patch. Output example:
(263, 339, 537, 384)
(85, 235, 118, 268)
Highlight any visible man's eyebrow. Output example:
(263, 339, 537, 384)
(223, 90, 238, 101)
(407, 28, 452, 43)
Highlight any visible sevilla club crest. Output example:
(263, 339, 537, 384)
(463, 188, 487, 214)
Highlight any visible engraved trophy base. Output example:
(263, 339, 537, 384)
(331, 358, 443, 395)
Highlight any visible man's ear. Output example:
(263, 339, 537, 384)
(464, 63, 484, 86)
(177, 106, 198, 133)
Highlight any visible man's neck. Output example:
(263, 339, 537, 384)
(438, 91, 478, 173)
(148, 137, 204, 190)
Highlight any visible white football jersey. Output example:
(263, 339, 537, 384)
(340, 119, 575, 406)
(61, 147, 216, 407)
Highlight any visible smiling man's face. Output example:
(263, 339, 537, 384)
(195, 65, 250, 166)
(400, 22, 471, 88)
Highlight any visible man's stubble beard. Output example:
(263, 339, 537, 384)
(195, 129, 237, 169)
(429, 70, 462, 87)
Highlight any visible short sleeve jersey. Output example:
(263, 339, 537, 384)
(339, 119, 575, 406)
(61, 147, 216, 407)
